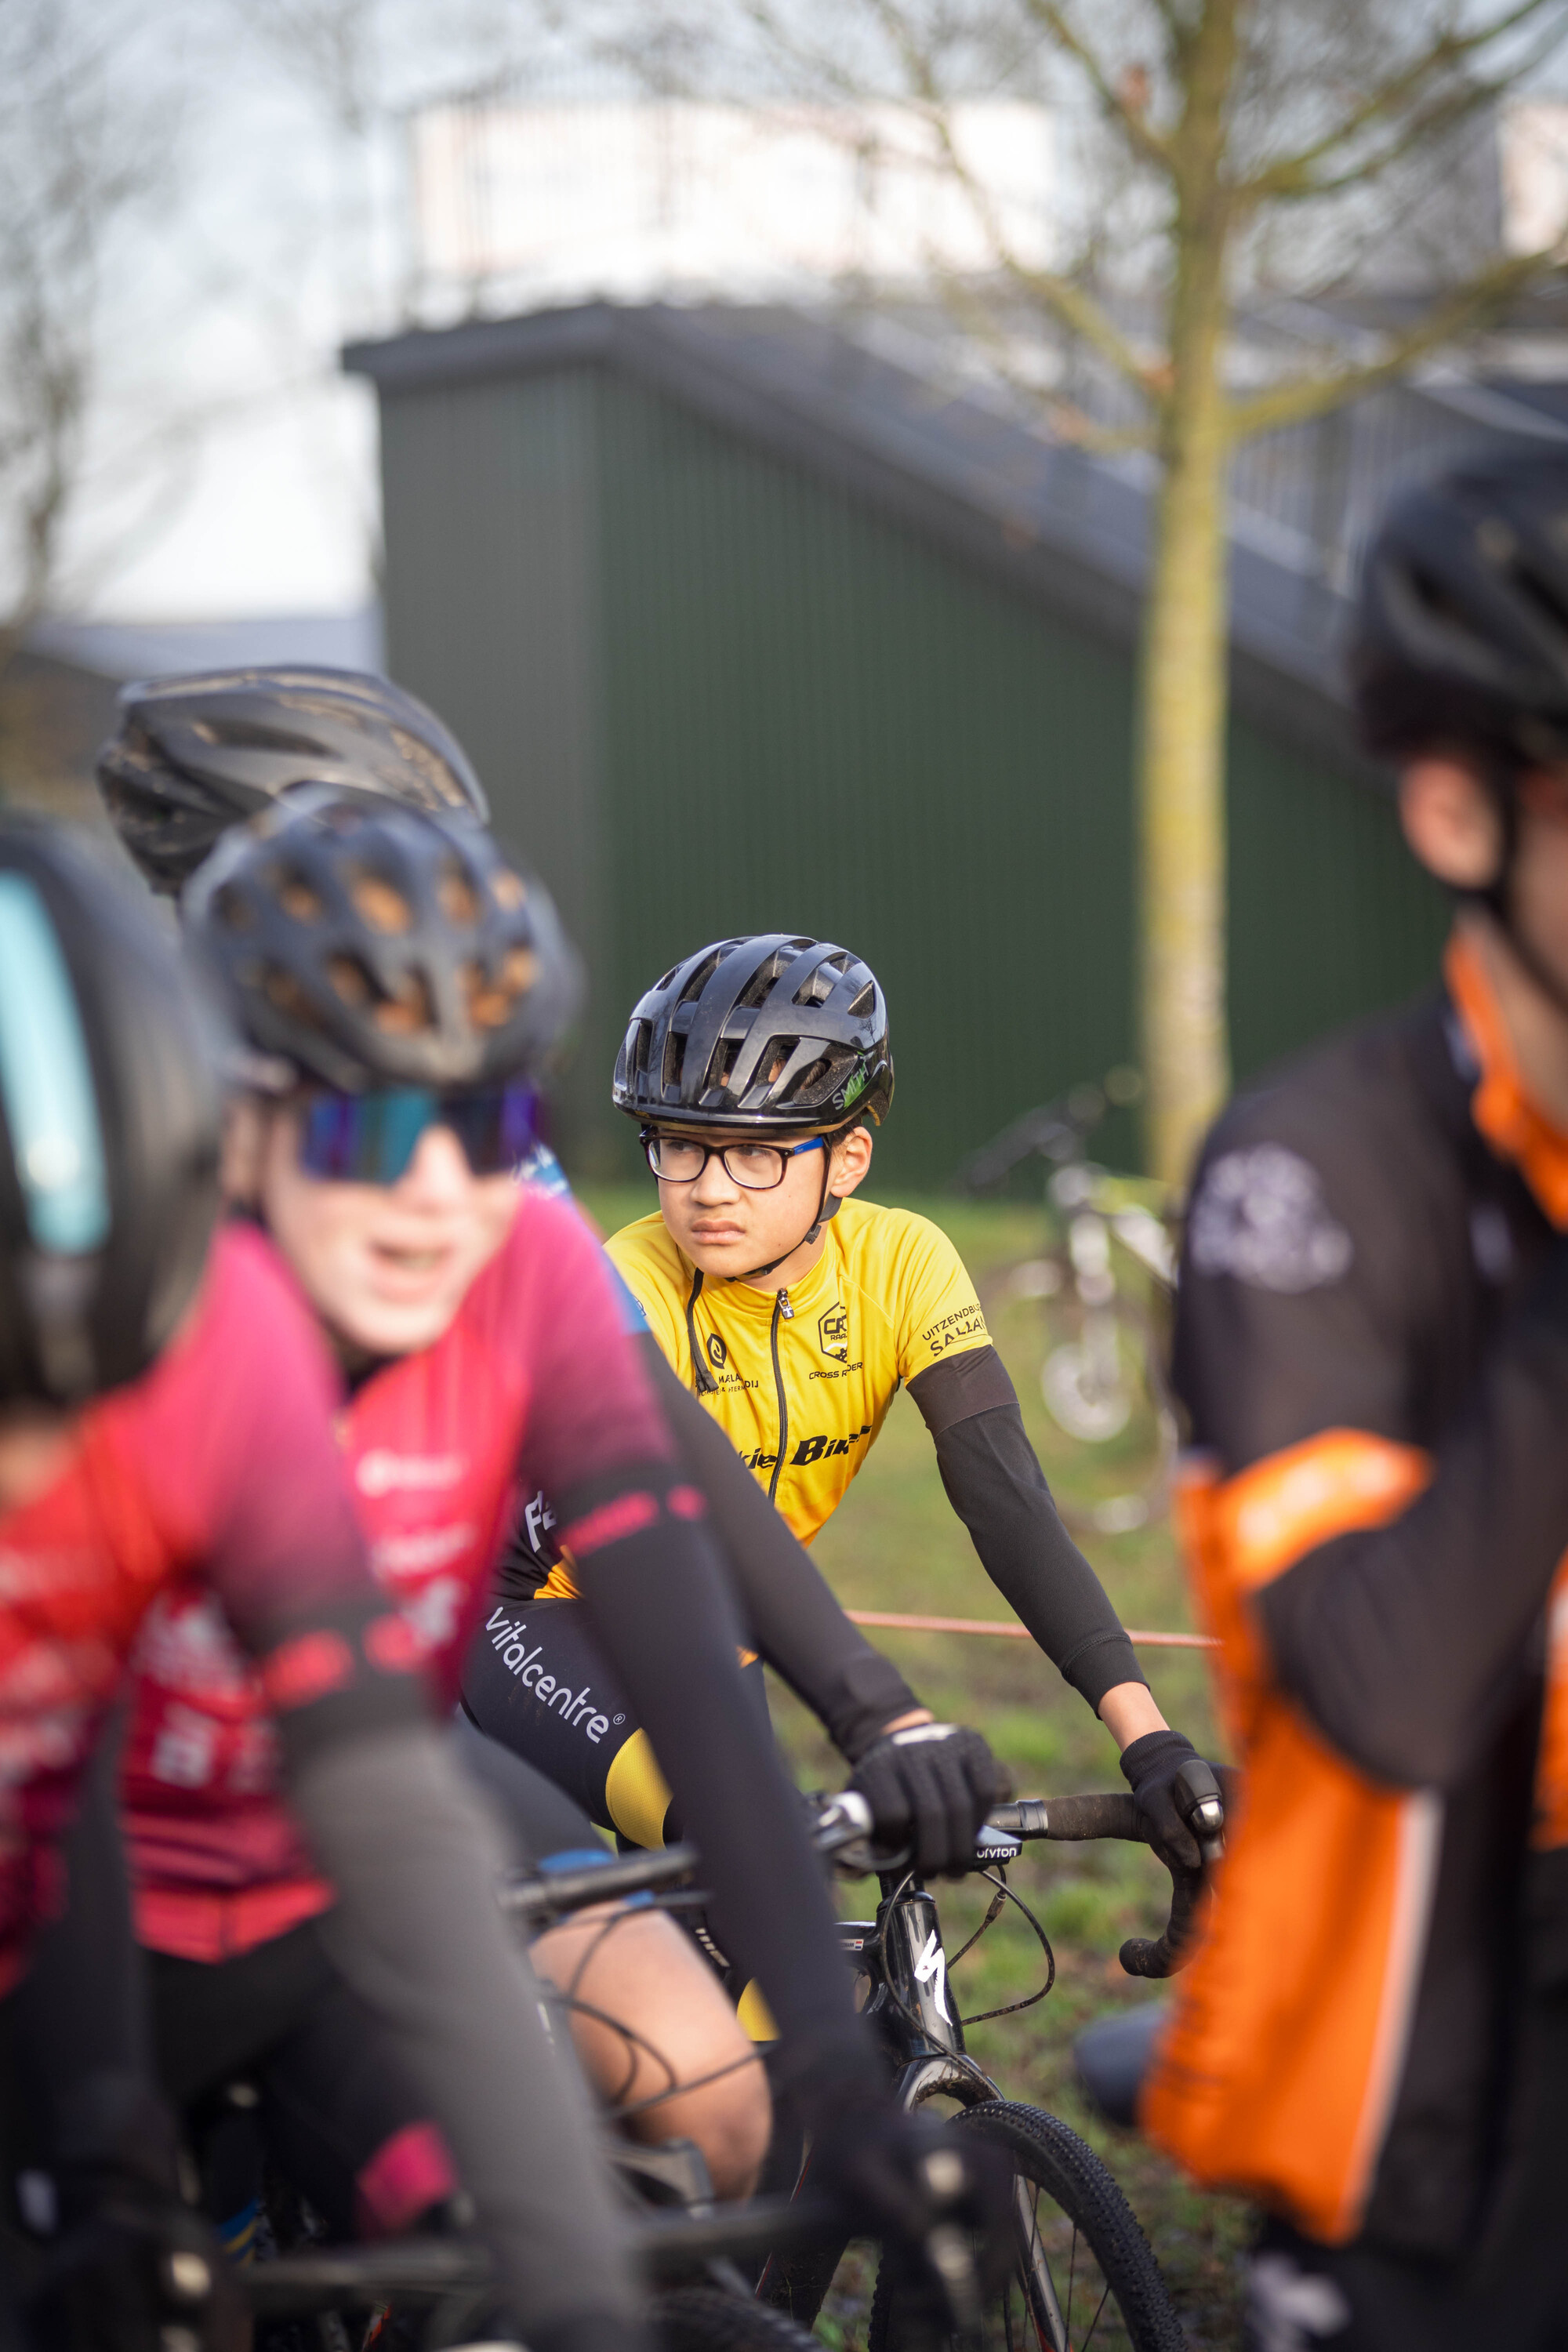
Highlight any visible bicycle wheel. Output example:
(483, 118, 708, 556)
(655, 2282, 828, 2352)
(1037, 1300, 1174, 1537)
(867, 2101, 1184, 2352)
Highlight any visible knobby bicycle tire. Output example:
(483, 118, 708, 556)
(867, 2100, 1185, 2352)
(655, 2282, 825, 2352)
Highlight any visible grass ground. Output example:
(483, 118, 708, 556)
(581, 1181, 1251, 2349)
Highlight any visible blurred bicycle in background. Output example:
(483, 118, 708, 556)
(959, 1073, 1177, 1537)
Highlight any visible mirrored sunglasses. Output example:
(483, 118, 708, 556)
(298, 1082, 539, 1185)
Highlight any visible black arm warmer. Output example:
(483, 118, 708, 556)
(559, 1461, 877, 2079)
(908, 1348, 1144, 1711)
(639, 1335, 920, 1759)
(1258, 1263, 1568, 1788)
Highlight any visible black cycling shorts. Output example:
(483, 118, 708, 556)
(148, 1915, 455, 2241)
(461, 1595, 770, 1849)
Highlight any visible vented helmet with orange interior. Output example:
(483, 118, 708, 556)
(183, 790, 580, 1093)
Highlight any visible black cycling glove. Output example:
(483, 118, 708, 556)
(804, 2090, 1013, 2328)
(848, 1722, 1010, 1878)
(27, 2190, 245, 2352)
(1120, 1728, 1205, 1869)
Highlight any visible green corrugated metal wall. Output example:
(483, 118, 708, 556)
(377, 361, 1447, 1186)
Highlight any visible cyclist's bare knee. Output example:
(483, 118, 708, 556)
(532, 1905, 770, 2200)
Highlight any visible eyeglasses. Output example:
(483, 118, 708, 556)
(297, 1081, 539, 1185)
(641, 1131, 826, 1191)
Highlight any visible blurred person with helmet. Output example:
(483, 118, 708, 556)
(95, 663, 1013, 2157)
(1139, 449, 1568, 2349)
(97, 664, 491, 895)
(468, 932, 1206, 1878)
(107, 779, 1007, 2291)
(0, 815, 652, 2352)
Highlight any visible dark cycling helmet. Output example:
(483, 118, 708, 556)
(0, 816, 220, 1406)
(96, 665, 490, 895)
(185, 789, 581, 1093)
(613, 935, 893, 1133)
(1350, 452, 1568, 772)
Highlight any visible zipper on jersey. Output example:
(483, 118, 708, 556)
(768, 1291, 791, 1504)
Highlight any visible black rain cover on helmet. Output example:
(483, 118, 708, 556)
(0, 816, 221, 1406)
(1350, 452, 1568, 773)
(613, 935, 893, 1133)
(185, 789, 582, 1093)
(96, 664, 491, 894)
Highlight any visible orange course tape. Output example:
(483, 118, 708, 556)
(845, 1609, 1215, 1650)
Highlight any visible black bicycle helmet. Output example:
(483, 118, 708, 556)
(1350, 452, 1568, 773)
(613, 935, 893, 1133)
(185, 789, 581, 1094)
(0, 816, 221, 1405)
(96, 665, 491, 895)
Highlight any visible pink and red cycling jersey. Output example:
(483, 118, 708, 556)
(123, 1181, 672, 1961)
(0, 1224, 376, 1996)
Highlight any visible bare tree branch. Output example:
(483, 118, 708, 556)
(862, 0, 1167, 401)
(1224, 247, 1565, 440)
(1241, 0, 1561, 201)
(1014, 0, 1173, 176)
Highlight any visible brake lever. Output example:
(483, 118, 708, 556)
(1174, 1756, 1225, 1867)
(809, 1790, 912, 1877)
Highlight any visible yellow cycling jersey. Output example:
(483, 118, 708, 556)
(603, 1194, 991, 1545)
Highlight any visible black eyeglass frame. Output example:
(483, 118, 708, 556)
(639, 1129, 827, 1192)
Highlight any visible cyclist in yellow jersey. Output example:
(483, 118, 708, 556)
(601, 934, 1207, 1864)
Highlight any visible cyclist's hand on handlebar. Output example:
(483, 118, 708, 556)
(1120, 1729, 1213, 1870)
(27, 2189, 245, 2351)
(848, 1722, 1011, 1877)
(808, 2100, 1013, 2326)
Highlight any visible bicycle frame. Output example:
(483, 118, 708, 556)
(840, 1871, 1070, 2352)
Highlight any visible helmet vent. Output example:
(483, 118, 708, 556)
(664, 1025, 688, 1095)
(791, 1054, 833, 1101)
(348, 870, 412, 934)
(325, 953, 374, 1010)
(214, 882, 255, 932)
(434, 864, 478, 925)
(279, 873, 324, 924)
(793, 967, 835, 1007)
(372, 969, 434, 1037)
(848, 982, 875, 1019)
(466, 949, 538, 1029)
(678, 949, 722, 1006)
(221, 719, 325, 756)
(738, 953, 786, 1011)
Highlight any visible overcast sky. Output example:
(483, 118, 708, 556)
(30, 0, 1568, 629)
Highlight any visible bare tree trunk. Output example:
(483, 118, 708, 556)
(1137, 0, 1236, 1189)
